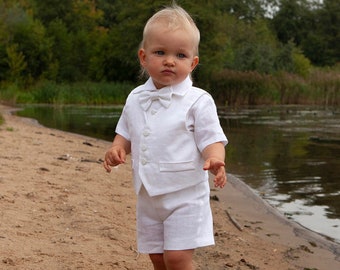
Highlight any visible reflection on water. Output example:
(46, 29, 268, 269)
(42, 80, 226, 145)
(17, 105, 340, 242)
(219, 106, 340, 242)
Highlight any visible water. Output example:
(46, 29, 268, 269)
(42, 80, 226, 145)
(16, 105, 340, 243)
(218, 106, 340, 243)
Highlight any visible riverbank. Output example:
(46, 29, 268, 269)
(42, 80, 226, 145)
(0, 104, 339, 270)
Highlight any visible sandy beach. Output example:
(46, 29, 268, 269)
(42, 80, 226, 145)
(0, 104, 339, 270)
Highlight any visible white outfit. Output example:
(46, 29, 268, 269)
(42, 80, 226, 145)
(116, 76, 228, 196)
(115, 76, 228, 252)
(137, 181, 214, 253)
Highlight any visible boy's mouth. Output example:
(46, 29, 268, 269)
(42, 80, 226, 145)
(162, 69, 175, 74)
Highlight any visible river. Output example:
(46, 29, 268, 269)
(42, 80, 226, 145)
(16, 105, 340, 243)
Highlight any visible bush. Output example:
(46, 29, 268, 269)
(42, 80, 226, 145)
(308, 68, 340, 106)
(275, 72, 308, 104)
(0, 83, 21, 105)
(211, 69, 279, 106)
(30, 80, 134, 104)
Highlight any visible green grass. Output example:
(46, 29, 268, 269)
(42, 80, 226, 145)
(1, 81, 135, 105)
(1, 66, 339, 106)
(210, 67, 339, 106)
(27, 81, 135, 105)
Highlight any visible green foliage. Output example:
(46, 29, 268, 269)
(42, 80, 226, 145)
(207, 67, 339, 106)
(211, 69, 279, 105)
(307, 0, 340, 66)
(271, 0, 339, 66)
(275, 72, 309, 104)
(0, 82, 21, 104)
(308, 68, 340, 106)
(232, 18, 277, 74)
(16, 16, 50, 79)
(27, 80, 134, 105)
(45, 19, 73, 81)
(292, 48, 311, 77)
(0, 0, 339, 106)
(32, 0, 73, 26)
(271, 0, 310, 45)
(0, 113, 3, 126)
(6, 43, 27, 81)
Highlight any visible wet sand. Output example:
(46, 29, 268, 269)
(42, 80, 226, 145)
(0, 104, 339, 269)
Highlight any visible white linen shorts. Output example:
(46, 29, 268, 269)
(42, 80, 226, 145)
(136, 180, 214, 254)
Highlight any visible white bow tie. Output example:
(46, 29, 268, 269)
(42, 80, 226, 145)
(139, 89, 172, 111)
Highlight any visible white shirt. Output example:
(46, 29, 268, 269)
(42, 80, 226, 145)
(116, 76, 228, 196)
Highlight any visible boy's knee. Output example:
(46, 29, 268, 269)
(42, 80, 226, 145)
(149, 253, 166, 269)
(164, 250, 194, 269)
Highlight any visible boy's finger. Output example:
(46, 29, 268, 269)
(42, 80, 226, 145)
(103, 160, 112, 173)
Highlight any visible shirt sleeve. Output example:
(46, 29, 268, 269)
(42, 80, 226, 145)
(115, 105, 131, 141)
(189, 94, 228, 152)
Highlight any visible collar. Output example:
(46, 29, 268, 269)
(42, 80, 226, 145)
(133, 76, 193, 97)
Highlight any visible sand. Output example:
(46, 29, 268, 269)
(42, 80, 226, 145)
(0, 104, 339, 270)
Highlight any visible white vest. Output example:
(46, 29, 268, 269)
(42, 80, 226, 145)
(121, 81, 208, 196)
(117, 77, 220, 196)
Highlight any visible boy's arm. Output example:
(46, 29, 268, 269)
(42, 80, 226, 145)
(202, 142, 227, 188)
(104, 134, 131, 173)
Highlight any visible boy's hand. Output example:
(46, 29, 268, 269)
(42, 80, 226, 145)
(203, 158, 227, 188)
(103, 145, 126, 173)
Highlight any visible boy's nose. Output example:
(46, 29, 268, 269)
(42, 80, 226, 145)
(164, 56, 175, 66)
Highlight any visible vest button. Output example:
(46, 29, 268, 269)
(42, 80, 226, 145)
(141, 159, 147, 165)
(143, 130, 150, 136)
(151, 109, 157, 115)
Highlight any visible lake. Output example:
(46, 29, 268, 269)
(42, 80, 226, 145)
(16, 105, 340, 243)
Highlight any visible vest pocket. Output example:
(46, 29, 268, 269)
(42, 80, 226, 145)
(159, 161, 195, 172)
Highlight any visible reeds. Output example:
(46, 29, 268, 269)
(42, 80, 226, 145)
(0, 81, 134, 105)
(210, 68, 339, 106)
(1, 68, 338, 106)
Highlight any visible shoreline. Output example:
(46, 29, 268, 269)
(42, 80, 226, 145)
(217, 175, 340, 253)
(1, 104, 339, 269)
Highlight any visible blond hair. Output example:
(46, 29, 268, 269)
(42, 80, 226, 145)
(140, 4, 200, 55)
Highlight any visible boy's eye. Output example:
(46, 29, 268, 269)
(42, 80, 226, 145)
(177, 53, 186, 59)
(154, 51, 164, 56)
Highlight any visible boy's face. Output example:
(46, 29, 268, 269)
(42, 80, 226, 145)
(138, 24, 199, 89)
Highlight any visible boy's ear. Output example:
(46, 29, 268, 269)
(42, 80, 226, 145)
(191, 56, 199, 71)
(138, 48, 146, 66)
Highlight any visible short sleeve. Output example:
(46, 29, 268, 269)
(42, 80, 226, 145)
(115, 105, 131, 141)
(189, 94, 228, 152)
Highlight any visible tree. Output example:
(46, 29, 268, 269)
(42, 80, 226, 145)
(232, 18, 277, 73)
(0, 1, 52, 84)
(6, 44, 27, 81)
(1, 0, 337, 89)
(32, 0, 73, 27)
(271, 0, 311, 45)
(11, 16, 52, 81)
(302, 0, 340, 66)
(98, 0, 167, 81)
(271, 0, 339, 66)
(219, 0, 267, 21)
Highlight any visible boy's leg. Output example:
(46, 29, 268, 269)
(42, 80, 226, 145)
(164, 249, 194, 270)
(149, 250, 194, 270)
(149, 253, 166, 270)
